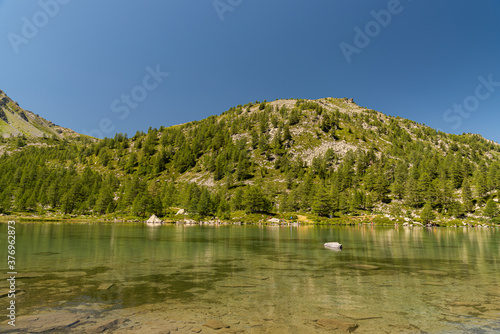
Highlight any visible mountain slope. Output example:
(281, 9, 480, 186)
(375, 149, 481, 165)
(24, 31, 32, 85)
(1, 96, 499, 224)
(0, 89, 78, 139)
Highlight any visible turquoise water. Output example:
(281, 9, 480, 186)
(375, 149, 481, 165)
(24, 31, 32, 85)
(1, 223, 499, 333)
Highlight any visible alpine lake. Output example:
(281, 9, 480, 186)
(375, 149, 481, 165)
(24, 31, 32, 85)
(0, 222, 499, 333)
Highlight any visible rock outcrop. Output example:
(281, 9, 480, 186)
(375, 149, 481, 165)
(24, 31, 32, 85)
(146, 214, 164, 225)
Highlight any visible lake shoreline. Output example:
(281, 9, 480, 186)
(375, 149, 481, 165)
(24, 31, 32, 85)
(1, 223, 499, 333)
(1, 214, 498, 228)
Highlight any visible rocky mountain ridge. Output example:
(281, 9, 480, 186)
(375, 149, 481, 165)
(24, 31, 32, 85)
(0, 89, 78, 139)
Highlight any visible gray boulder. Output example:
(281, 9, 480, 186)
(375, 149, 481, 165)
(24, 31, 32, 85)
(324, 242, 342, 250)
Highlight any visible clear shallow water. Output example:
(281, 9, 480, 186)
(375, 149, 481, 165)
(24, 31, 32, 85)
(1, 223, 499, 333)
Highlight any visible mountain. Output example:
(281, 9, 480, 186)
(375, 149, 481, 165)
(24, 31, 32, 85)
(0, 89, 79, 139)
(1, 96, 499, 224)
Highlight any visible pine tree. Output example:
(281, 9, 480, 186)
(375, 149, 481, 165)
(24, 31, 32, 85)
(273, 128, 283, 150)
(405, 178, 422, 208)
(98, 148, 111, 167)
(338, 192, 348, 214)
(197, 189, 212, 216)
(131, 192, 145, 217)
(142, 130, 158, 156)
(235, 151, 250, 181)
(449, 201, 464, 218)
(283, 125, 292, 142)
(214, 153, 228, 181)
(47, 181, 60, 209)
(450, 159, 463, 189)
(161, 182, 177, 209)
(483, 199, 498, 218)
(251, 131, 259, 149)
(173, 144, 195, 173)
(288, 109, 300, 126)
(374, 169, 389, 202)
(364, 194, 374, 211)
(153, 150, 167, 174)
(461, 178, 473, 212)
(312, 185, 332, 217)
(258, 134, 269, 153)
(475, 171, 488, 199)
(351, 190, 364, 211)
(426, 179, 440, 206)
(243, 186, 271, 213)
(95, 184, 114, 215)
(217, 199, 231, 220)
(364, 169, 376, 191)
(124, 153, 138, 174)
(231, 188, 245, 211)
(441, 179, 454, 210)
(61, 185, 77, 214)
(420, 204, 435, 223)
(487, 163, 498, 192)
(418, 172, 431, 198)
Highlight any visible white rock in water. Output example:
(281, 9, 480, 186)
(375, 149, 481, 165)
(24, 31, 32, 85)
(324, 242, 342, 250)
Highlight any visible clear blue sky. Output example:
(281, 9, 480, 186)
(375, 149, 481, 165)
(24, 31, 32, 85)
(1, 0, 499, 141)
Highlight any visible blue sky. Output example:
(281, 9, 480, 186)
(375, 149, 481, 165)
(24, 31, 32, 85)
(1, 0, 499, 142)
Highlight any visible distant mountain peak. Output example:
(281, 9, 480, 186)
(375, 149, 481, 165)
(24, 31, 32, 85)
(0, 89, 79, 139)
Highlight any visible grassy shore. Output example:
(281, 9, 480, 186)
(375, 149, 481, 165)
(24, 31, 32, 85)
(1, 211, 498, 228)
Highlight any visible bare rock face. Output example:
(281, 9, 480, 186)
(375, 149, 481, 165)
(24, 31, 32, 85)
(19, 110, 29, 122)
(0, 109, 8, 123)
(0, 96, 10, 107)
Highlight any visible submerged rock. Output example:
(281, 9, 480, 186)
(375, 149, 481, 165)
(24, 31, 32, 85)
(13, 311, 85, 333)
(98, 283, 115, 290)
(347, 264, 379, 270)
(89, 319, 125, 333)
(203, 319, 229, 330)
(219, 283, 257, 288)
(418, 270, 448, 275)
(316, 318, 359, 332)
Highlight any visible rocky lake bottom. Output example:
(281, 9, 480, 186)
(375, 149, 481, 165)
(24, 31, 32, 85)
(0, 223, 499, 333)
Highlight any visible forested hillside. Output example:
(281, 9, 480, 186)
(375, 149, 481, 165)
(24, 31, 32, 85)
(1, 97, 500, 223)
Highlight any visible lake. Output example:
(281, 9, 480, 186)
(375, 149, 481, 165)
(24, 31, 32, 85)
(1, 223, 499, 333)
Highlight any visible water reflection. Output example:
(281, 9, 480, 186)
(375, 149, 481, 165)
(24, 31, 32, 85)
(0, 223, 498, 332)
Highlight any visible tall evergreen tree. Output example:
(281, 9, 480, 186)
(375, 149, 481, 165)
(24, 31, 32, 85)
(236, 151, 251, 181)
(405, 178, 421, 208)
(243, 186, 271, 213)
(475, 171, 488, 199)
(462, 178, 473, 212)
(483, 199, 498, 218)
(312, 185, 332, 217)
(197, 189, 212, 216)
(420, 203, 435, 223)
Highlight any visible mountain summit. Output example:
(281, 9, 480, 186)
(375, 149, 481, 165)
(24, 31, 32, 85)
(0, 89, 78, 139)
